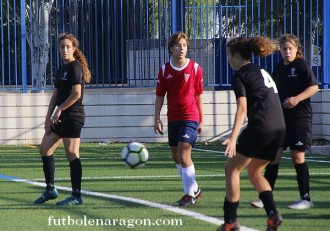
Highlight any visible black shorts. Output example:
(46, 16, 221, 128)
(236, 127, 285, 161)
(282, 122, 312, 151)
(51, 117, 85, 138)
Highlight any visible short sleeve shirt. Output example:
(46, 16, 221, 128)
(55, 60, 85, 118)
(155, 59, 203, 122)
(232, 63, 285, 132)
(272, 59, 318, 122)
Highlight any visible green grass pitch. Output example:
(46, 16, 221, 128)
(0, 142, 329, 230)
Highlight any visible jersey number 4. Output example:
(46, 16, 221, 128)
(261, 69, 278, 93)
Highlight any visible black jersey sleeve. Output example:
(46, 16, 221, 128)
(232, 73, 246, 100)
(70, 62, 84, 85)
(296, 59, 318, 88)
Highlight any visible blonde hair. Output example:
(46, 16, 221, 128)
(278, 34, 303, 59)
(226, 36, 278, 60)
(58, 33, 91, 83)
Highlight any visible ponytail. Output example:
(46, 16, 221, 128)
(226, 36, 278, 60)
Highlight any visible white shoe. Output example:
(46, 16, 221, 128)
(251, 199, 264, 208)
(288, 199, 313, 209)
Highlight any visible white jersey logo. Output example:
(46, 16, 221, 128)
(184, 74, 190, 82)
(61, 72, 68, 80)
(289, 67, 298, 78)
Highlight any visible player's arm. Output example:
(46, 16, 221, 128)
(44, 88, 58, 134)
(222, 96, 247, 158)
(52, 84, 82, 124)
(154, 96, 164, 135)
(196, 94, 204, 134)
(282, 85, 319, 109)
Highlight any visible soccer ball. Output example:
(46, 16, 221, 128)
(121, 142, 149, 169)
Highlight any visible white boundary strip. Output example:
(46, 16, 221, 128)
(0, 174, 258, 231)
(30, 171, 330, 182)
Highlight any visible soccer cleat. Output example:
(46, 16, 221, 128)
(288, 199, 313, 209)
(34, 188, 59, 204)
(267, 212, 283, 231)
(194, 187, 202, 199)
(251, 199, 264, 208)
(56, 195, 83, 205)
(216, 221, 240, 231)
(177, 195, 196, 206)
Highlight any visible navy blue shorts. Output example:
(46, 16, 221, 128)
(51, 117, 85, 138)
(236, 127, 286, 161)
(168, 121, 199, 146)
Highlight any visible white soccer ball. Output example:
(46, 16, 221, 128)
(121, 142, 149, 169)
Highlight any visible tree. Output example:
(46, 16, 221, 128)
(25, 0, 54, 92)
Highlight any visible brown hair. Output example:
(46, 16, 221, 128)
(58, 33, 91, 83)
(278, 34, 303, 59)
(226, 36, 278, 60)
(168, 31, 189, 54)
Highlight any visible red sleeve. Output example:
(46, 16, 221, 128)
(155, 65, 166, 97)
(195, 65, 204, 96)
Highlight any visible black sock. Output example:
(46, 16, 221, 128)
(295, 162, 310, 201)
(70, 158, 82, 197)
(264, 163, 279, 190)
(42, 156, 55, 191)
(223, 197, 239, 224)
(259, 191, 277, 217)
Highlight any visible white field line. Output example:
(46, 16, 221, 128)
(193, 148, 330, 163)
(0, 174, 258, 231)
(30, 172, 330, 182)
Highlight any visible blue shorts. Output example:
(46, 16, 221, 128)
(168, 121, 199, 146)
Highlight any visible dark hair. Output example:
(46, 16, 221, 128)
(226, 36, 278, 60)
(278, 34, 303, 59)
(168, 31, 189, 54)
(58, 33, 91, 83)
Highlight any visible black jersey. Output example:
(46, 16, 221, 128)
(232, 63, 285, 132)
(272, 59, 318, 122)
(55, 60, 85, 118)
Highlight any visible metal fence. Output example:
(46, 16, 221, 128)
(0, 0, 328, 92)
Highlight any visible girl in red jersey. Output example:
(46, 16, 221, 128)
(154, 31, 204, 206)
(34, 33, 91, 205)
(218, 37, 285, 231)
(252, 34, 319, 210)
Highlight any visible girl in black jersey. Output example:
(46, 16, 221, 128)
(217, 37, 285, 231)
(252, 34, 319, 210)
(34, 33, 91, 205)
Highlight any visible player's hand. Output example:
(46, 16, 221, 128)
(52, 108, 62, 125)
(154, 119, 164, 135)
(198, 121, 204, 134)
(222, 138, 237, 158)
(282, 96, 300, 109)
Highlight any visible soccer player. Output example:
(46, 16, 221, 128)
(154, 31, 204, 206)
(217, 37, 285, 231)
(34, 33, 91, 205)
(251, 34, 319, 210)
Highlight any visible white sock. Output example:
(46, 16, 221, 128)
(176, 164, 182, 177)
(181, 164, 198, 196)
